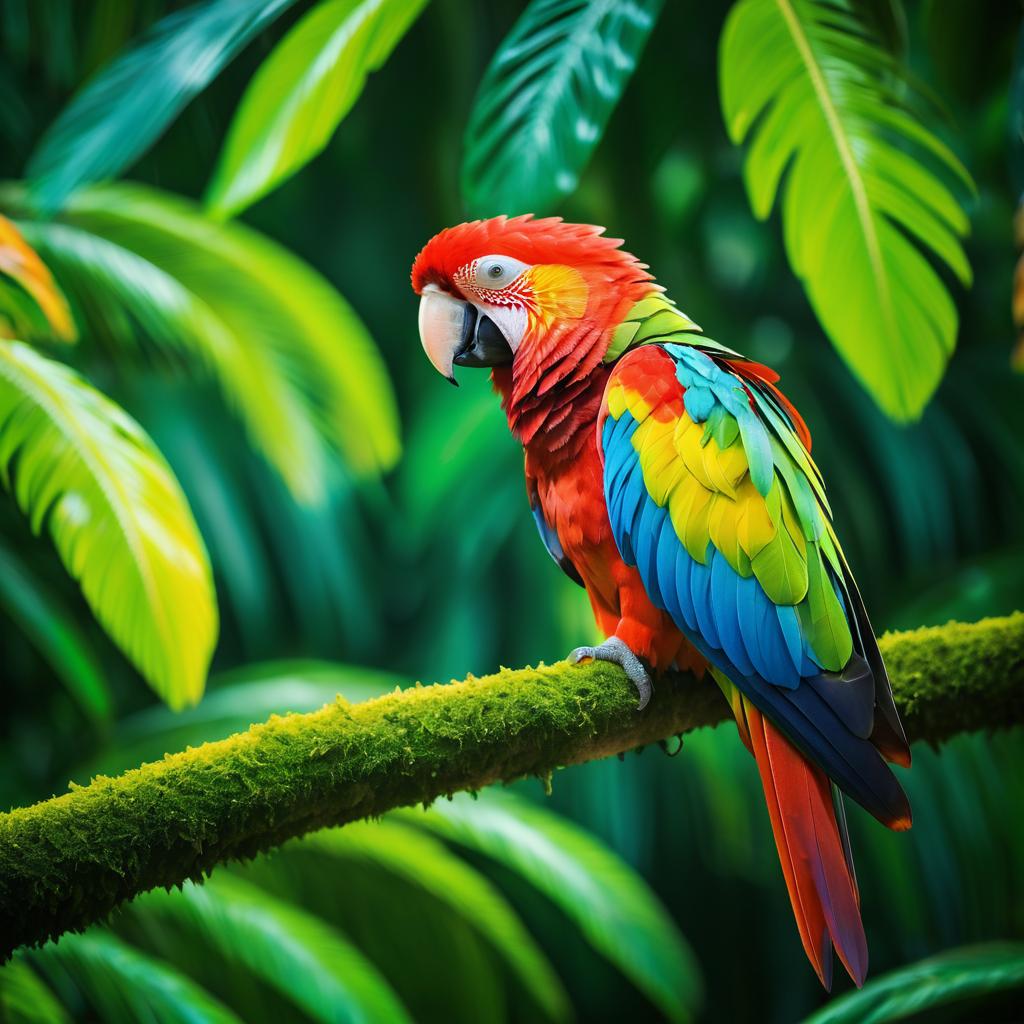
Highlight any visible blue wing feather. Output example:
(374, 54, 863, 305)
(711, 553, 755, 677)
(689, 554, 720, 651)
(673, 543, 698, 633)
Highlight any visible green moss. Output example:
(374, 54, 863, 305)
(1, 613, 1021, 959)
(880, 613, 1024, 745)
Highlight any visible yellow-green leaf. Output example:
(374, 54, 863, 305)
(206, 0, 427, 219)
(56, 182, 401, 487)
(0, 341, 217, 708)
(720, 0, 973, 421)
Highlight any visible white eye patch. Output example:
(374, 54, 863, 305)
(472, 254, 530, 289)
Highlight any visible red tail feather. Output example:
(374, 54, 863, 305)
(744, 699, 868, 989)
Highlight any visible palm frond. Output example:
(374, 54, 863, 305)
(462, 0, 664, 217)
(0, 538, 112, 723)
(25, 0, 299, 214)
(26, 931, 241, 1024)
(16, 217, 329, 501)
(130, 874, 412, 1024)
(0, 277, 52, 342)
(0, 959, 69, 1024)
(401, 790, 702, 1023)
(720, 0, 973, 420)
(803, 943, 1024, 1023)
(0, 340, 217, 708)
(60, 183, 401, 483)
(207, 0, 428, 218)
(282, 821, 572, 1023)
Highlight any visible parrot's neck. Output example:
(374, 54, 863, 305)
(492, 363, 610, 464)
(492, 288, 695, 462)
(491, 280, 661, 456)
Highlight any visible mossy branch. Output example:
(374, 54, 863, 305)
(2, 613, 1023, 959)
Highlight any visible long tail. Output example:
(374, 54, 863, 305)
(727, 684, 868, 989)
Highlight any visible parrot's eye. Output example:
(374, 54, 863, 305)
(473, 254, 529, 290)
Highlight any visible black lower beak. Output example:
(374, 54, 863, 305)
(453, 303, 514, 369)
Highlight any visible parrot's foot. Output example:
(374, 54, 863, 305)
(568, 637, 653, 711)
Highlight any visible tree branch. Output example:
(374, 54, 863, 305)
(1, 613, 1022, 959)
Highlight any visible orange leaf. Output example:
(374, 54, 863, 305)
(0, 215, 76, 342)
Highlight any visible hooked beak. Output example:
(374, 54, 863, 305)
(418, 284, 513, 386)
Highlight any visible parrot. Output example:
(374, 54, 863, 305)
(411, 215, 911, 989)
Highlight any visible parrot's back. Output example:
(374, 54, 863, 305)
(587, 310, 912, 986)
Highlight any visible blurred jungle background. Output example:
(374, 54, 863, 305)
(1, 0, 1023, 1021)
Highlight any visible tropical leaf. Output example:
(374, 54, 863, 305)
(133, 384, 384, 660)
(15, 216, 328, 500)
(58, 182, 400, 483)
(0, 538, 112, 723)
(130, 875, 412, 1024)
(803, 944, 1024, 1024)
(462, 0, 664, 217)
(720, 0, 973, 420)
(240, 834, 512, 1023)
(25, 0, 299, 214)
(0, 215, 74, 341)
(207, 0, 428, 218)
(0, 277, 51, 342)
(286, 821, 572, 1022)
(0, 340, 217, 708)
(400, 790, 702, 1022)
(26, 931, 241, 1024)
(0, 959, 69, 1024)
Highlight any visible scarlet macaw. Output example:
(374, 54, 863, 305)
(412, 216, 911, 988)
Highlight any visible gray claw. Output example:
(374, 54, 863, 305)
(568, 637, 653, 710)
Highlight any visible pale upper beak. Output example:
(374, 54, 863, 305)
(418, 284, 513, 385)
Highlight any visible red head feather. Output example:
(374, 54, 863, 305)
(411, 215, 650, 296)
(412, 216, 657, 448)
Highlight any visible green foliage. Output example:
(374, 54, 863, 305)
(296, 822, 570, 1021)
(401, 790, 702, 1022)
(207, 0, 428, 218)
(720, 0, 972, 420)
(26, 931, 240, 1024)
(0, 340, 216, 709)
(26, 0, 299, 214)
(0, 658, 705, 1022)
(131, 874, 411, 1024)
(63, 661, 694, 1019)
(0, 214, 75, 341)
(0, 959, 69, 1024)
(462, 0, 664, 217)
(0, 648, 671, 956)
(804, 944, 1024, 1023)
(63, 182, 400, 482)
(0, 540, 111, 724)
(9, 189, 400, 498)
